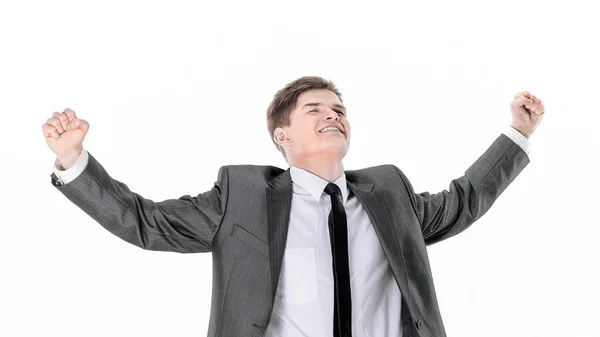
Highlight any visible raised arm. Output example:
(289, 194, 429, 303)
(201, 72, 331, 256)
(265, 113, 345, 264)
(44, 108, 228, 253)
(396, 132, 530, 246)
(394, 91, 544, 246)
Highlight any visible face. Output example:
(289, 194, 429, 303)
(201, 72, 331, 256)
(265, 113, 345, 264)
(274, 89, 351, 162)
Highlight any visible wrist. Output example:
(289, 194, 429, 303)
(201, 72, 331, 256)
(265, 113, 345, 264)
(57, 147, 82, 170)
(510, 125, 530, 139)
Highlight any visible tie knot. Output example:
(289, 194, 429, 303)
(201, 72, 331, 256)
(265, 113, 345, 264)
(324, 182, 341, 196)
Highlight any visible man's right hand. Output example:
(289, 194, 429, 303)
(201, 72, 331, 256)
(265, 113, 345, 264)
(42, 108, 89, 169)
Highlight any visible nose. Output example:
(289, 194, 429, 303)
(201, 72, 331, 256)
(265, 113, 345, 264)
(325, 109, 340, 121)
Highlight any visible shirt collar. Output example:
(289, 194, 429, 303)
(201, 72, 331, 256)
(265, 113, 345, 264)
(289, 165, 349, 204)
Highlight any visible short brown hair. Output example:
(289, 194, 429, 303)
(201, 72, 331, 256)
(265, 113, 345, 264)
(266, 76, 344, 162)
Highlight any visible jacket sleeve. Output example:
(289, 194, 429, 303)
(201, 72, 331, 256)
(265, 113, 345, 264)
(394, 133, 530, 246)
(50, 151, 229, 253)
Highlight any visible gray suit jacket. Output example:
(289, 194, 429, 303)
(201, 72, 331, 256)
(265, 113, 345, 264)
(50, 133, 529, 337)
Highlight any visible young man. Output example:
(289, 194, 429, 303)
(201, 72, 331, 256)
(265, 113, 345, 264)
(43, 76, 544, 337)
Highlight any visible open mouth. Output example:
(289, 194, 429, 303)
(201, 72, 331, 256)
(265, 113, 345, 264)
(320, 131, 344, 138)
(319, 127, 344, 135)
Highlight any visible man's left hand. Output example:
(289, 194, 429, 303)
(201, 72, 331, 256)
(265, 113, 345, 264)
(510, 91, 545, 139)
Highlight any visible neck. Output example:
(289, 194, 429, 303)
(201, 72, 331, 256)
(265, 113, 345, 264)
(289, 154, 344, 183)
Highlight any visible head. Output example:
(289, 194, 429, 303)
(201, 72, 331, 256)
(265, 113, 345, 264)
(266, 76, 351, 165)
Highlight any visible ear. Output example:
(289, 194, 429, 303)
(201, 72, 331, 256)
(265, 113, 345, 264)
(274, 128, 290, 147)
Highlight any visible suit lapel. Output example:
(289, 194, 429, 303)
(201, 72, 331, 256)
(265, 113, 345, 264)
(266, 168, 293, 304)
(347, 178, 410, 298)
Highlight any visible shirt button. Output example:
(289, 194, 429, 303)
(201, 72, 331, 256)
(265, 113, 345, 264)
(415, 320, 423, 329)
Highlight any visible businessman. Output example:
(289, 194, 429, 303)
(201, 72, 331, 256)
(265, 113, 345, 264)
(43, 76, 545, 337)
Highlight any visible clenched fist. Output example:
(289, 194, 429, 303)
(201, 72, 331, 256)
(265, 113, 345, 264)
(510, 91, 545, 139)
(42, 108, 89, 169)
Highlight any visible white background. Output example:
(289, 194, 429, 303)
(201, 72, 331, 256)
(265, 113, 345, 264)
(1, 0, 599, 336)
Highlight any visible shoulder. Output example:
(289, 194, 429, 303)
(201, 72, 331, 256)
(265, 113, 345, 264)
(219, 164, 286, 182)
(343, 164, 413, 193)
(346, 164, 403, 181)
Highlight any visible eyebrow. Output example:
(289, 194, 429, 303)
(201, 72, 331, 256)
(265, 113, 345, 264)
(302, 102, 347, 113)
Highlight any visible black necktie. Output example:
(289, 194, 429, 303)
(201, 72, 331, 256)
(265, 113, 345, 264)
(323, 182, 352, 337)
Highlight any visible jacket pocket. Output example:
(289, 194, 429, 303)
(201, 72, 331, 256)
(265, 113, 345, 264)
(230, 222, 269, 257)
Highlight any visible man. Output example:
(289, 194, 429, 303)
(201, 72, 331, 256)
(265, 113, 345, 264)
(43, 76, 545, 337)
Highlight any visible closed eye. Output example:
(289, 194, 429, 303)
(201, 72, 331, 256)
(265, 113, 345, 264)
(310, 109, 344, 116)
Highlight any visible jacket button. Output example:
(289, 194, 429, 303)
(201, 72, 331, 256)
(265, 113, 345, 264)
(415, 320, 422, 329)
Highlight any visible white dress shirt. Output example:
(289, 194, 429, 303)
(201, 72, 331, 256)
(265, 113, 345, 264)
(53, 126, 531, 336)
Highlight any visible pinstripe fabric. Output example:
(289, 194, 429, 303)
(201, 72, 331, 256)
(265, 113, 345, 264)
(50, 133, 529, 336)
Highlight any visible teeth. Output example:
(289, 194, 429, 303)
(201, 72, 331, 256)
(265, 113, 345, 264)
(320, 127, 341, 133)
